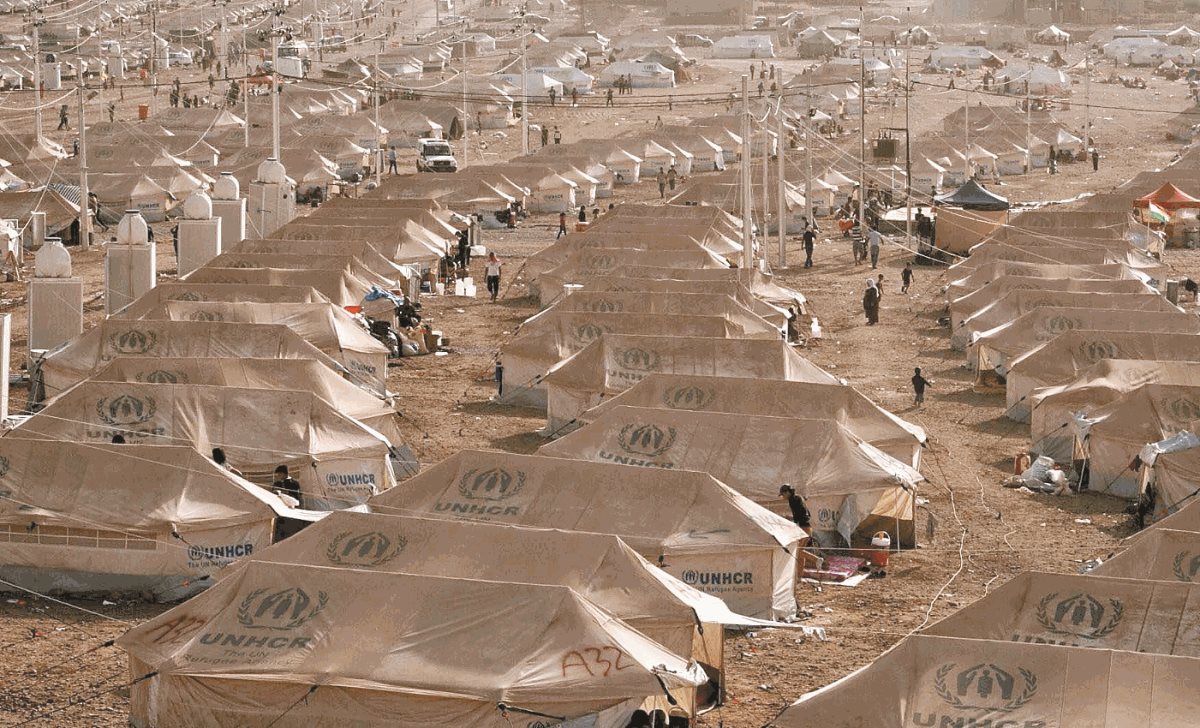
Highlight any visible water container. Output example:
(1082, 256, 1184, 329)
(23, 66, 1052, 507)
(868, 531, 892, 568)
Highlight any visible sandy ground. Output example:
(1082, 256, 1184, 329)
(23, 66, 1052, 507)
(2, 3, 1200, 727)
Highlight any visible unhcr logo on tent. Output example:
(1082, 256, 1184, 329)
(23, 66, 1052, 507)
(170, 291, 206, 302)
(929, 662, 1038, 714)
(1118, 366, 1160, 388)
(614, 347, 661, 372)
(1037, 315, 1081, 340)
(600, 423, 677, 469)
(1027, 592, 1123, 642)
(1079, 340, 1120, 363)
(236, 587, 328, 631)
(662, 385, 715, 410)
(585, 253, 617, 270)
(572, 323, 609, 346)
(324, 472, 378, 493)
(433, 468, 527, 518)
(136, 369, 189, 384)
(325, 530, 406, 567)
(587, 298, 623, 313)
(1165, 398, 1200, 425)
(187, 309, 224, 322)
(95, 394, 157, 426)
(104, 329, 159, 359)
(680, 569, 754, 593)
(1173, 551, 1200, 582)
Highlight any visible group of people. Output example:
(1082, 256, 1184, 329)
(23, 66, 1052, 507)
(655, 166, 679, 198)
(612, 75, 637, 95)
(539, 125, 563, 147)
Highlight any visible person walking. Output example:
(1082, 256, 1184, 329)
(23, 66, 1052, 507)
(387, 146, 398, 174)
(862, 278, 880, 325)
(557, 210, 568, 239)
(803, 224, 816, 268)
(548, 86, 556, 106)
(484, 252, 503, 302)
(107, 102, 116, 123)
(1091, 148, 1100, 172)
(605, 87, 614, 107)
(57, 104, 69, 130)
(901, 262, 913, 293)
(571, 87, 579, 107)
(553, 126, 562, 144)
(667, 165, 677, 191)
(868, 226, 882, 269)
(912, 367, 932, 408)
(656, 168, 667, 199)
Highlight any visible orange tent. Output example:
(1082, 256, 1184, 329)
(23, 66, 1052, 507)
(1134, 182, 1200, 210)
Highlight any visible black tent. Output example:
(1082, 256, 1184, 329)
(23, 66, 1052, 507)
(934, 179, 1009, 211)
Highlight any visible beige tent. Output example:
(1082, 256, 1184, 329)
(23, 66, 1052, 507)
(90, 357, 403, 445)
(580, 374, 927, 469)
(142, 301, 390, 394)
(948, 241, 1166, 276)
(541, 406, 921, 547)
(598, 265, 807, 313)
(1030, 360, 1200, 462)
(1071, 384, 1200, 499)
(578, 280, 790, 327)
(119, 561, 706, 728)
(269, 220, 449, 267)
(1097, 528, 1200, 581)
(183, 266, 374, 307)
(1006, 331, 1200, 422)
(199, 252, 403, 291)
(12, 382, 396, 509)
(222, 510, 781, 710)
(945, 262, 1150, 302)
(925, 571, 1200, 655)
(954, 291, 1177, 351)
(547, 290, 785, 332)
(39, 321, 349, 401)
(769, 634, 1200, 727)
(113, 283, 332, 321)
(368, 450, 804, 619)
(0, 440, 285, 600)
(1136, 434, 1200, 524)
(500, 311, 779, 408)
(532, 248, 731, 306)
(541, 335, 839, 434)
(948, 276, 1154, 331)
(971, 308, 1200, 384)
(229, 239, 413, 279)
(524, 233, 740, 282)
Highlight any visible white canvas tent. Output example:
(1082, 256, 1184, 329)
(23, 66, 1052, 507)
(0, 440, 287, 600)
(368, 449, 805, 619)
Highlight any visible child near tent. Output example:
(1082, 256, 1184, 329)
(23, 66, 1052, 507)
(912, 367, 932, 408)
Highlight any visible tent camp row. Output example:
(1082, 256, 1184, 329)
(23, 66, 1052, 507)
(936, 202, 1200, 517)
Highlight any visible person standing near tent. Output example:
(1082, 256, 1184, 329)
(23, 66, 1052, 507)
(605, 87, 614, 107)
(541, 125, 549, 147)
(862, 278, 880, 325)
(868, 225, 882, 268)
(387, 146, 398, 175)
(548, 86, 557, 106)
(571, 87, 578, 106)
(779, 485, 811, 530)
(656, 168, 667, 199)
(107, 102, 116, 123)
(553, 126, 562, 144)
(667, 165, 677, 191)
(912, 367, 932, 408)
(1092, 148, 1100, 171)
(557, 211, 568, 239)
(577, 205, 587, 224)
(271, 465, 302, 504)
(901, 262, 914, 293)
(803, 223, 817, 268)
(484, 252, 502, 302)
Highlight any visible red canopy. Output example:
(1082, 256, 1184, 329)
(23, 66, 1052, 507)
(1134, 182, 1200, 210)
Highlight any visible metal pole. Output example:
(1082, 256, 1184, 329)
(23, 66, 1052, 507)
(77, 82, 91, 250)
(804, 82, 812, 227)
(904, 43, 911, 255)
(150, 4, 157, 115)
(1025, 67, 1031, 172)
(374, 47, 381, 187)
(740, 74, 752, 269)
(243, 68, 249, 148)
(776, 102, 786, 267)
(857, 5, 865, 233)
(32, 17, 42, 141)
(1084, 51, 1091, 152)
(963, 87, 970, 178)
(270, 14, 280, 161)
(462, 38, 469, 168)
(761, 121, 769, 253)
(520, 27, 529, 156)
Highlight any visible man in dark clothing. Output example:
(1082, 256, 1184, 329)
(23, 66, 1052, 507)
(779, 485, 811, 529)
(901, 262, 913, 293)
(912, 367, 931, 408)
(1091, 148, 1100, 171)
(57, 104, 69, 130)
(540, 125, 549, 147)
(456, 229, 470, 268)
(271, 465, 302, 502)
(557, 211, 568, 239)
(548, 86, 556, 106)
(577, 206, 587, 223)
(803, 225, 816, 268)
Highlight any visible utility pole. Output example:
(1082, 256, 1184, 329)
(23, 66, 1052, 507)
(857, 5, 866, 235)
(904, 42, 911, 254)
(150, 2, 158, 115)
(519, 20, 529, 156)
(1025, 67, 1031, 173)
(1084, 51, 1091, 152)
(963, 87, 970, 178)
(32, 10, 44, 142)
(804, 82, 812, 229)
(374, 46, 381, 187)
(776, 101, 786, 267)
(77, 81, 91, 250)
(462, 37, 469, 168)
(740, 74, 752, 269)
(270, 8, 281, 161)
